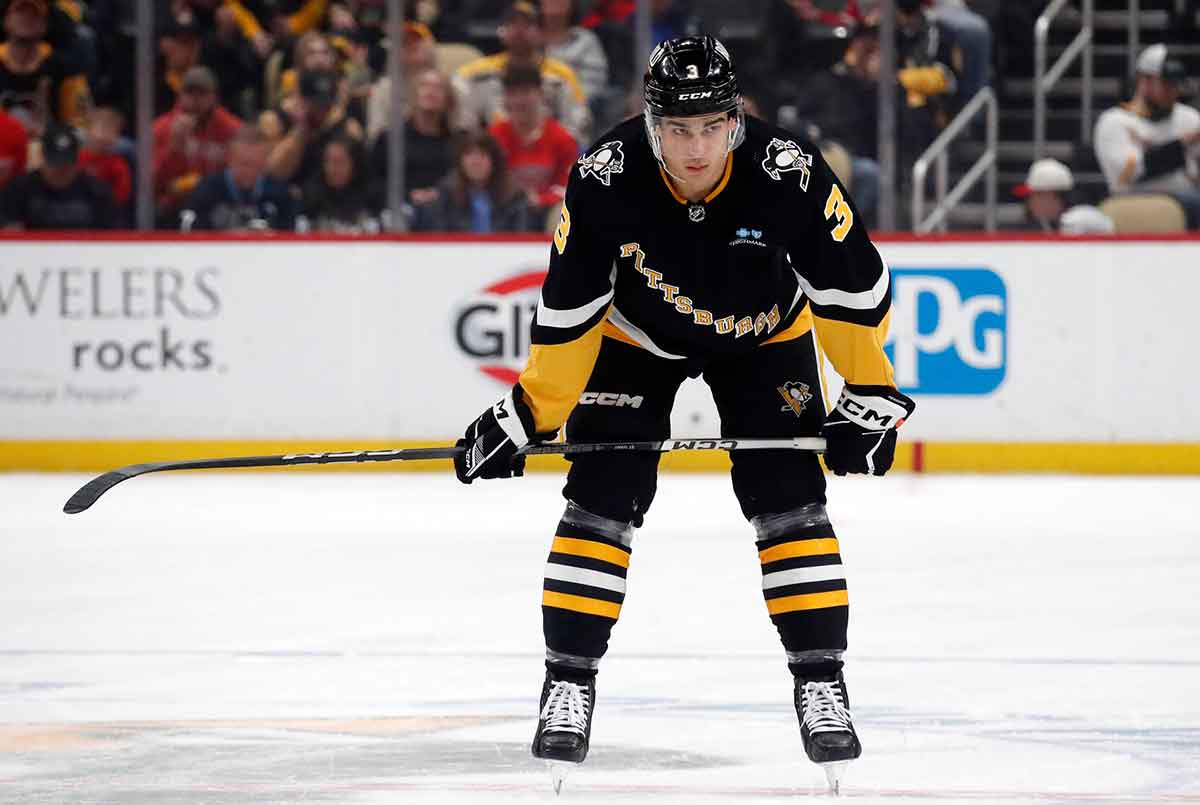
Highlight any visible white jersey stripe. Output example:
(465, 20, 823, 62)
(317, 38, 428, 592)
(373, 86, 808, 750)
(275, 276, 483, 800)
(607, 305, 688, 360)
(791, 244, 891, 311)
(761, 564, 846, 590)
(536, 289, 614, 329)
(545, 562, 627, 594)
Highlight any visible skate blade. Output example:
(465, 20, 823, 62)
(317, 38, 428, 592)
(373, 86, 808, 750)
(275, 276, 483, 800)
(821, 760, 849, 795)
(547, 760, 573, 795)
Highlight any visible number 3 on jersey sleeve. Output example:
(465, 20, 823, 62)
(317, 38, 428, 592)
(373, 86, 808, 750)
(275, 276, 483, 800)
(553, 203, 571, 255)
(823, 185, 853, 242)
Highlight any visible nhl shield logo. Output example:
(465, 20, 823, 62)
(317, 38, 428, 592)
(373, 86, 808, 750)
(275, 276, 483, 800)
(762, 138, 812, 191)
(688, 204, 706, 222)
(578, 140, 625, 186)
(777, 380, 814, 417)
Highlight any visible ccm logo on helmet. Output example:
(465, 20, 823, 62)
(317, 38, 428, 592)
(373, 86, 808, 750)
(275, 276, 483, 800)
(677, 91, 713, 100)
(579, 392, 644, 408)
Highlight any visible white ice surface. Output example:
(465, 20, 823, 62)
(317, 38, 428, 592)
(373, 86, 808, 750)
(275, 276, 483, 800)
(2, 471, 1199, 803)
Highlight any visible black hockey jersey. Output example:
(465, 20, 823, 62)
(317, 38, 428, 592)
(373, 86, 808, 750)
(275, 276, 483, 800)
(518, 115, 896, 433)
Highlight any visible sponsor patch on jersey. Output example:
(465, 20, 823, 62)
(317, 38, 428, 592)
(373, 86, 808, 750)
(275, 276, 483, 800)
(778, 381, 813, 417)
(730, 227, 766, 247)
(762, 138, 812, 190)
(577, 140, 625, 186)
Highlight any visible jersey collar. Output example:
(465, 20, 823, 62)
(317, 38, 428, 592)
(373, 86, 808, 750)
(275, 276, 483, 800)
(658, 152, 733, 206)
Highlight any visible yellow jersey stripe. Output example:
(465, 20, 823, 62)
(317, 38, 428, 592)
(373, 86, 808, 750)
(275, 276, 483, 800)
(758, 538, 840, 564)
(551, 536, 631, 568)
(542, 590, 622, 619)
(761, 303, 814, 346)
(766, 589, 849, 615)
(812, 309, 896, 387)
(520, 311, 609, 433)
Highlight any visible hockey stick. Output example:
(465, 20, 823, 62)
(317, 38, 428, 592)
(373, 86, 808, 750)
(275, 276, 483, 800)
(62, 437, 826, 515)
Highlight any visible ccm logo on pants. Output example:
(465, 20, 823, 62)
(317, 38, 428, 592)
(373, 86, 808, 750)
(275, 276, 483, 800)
(578, 392, 644, 408)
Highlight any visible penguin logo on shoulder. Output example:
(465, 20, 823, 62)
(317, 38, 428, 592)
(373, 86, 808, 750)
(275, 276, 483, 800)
(762, 138, 812, 191)
(578, 140, 625, 186)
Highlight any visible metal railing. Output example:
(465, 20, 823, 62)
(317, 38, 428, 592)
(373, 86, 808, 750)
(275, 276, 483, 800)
(1128, 0, 1140, 79)
(911, 86, 998, 234)
(1034, 0, 1094, 159)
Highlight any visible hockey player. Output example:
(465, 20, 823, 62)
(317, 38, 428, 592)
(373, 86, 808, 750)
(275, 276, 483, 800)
(453, 35, 914, 792)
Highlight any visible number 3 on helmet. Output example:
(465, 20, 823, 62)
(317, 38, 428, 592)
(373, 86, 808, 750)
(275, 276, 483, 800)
(642, 35, 746, 166)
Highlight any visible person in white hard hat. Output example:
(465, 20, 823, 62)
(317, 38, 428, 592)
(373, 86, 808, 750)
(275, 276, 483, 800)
(1093, 43, 1200, 227)
(1013, 158, 1114, 234)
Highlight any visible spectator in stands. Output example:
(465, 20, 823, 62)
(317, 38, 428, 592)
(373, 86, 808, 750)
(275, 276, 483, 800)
(760, 0, 863, 117)
(300, 135, 379, 232)
(152, 65, 243, 222)
(154, 8, 204, 115)
(370, 66, 460, 208)
(792, 20, 881, 227)
(1013, 158, 1115, 235)
(159, 0, 266, 115)
(1094, 45, 1200, 229)
(894, 0, 962, 170)
(78, 106, 131, 211)
(224, 0, 330, 59)
(0, 105, 27, 187)
(649, 0, 703, 48)
(181, 126, 296, 231)
(929, 0, 991, 106)
(541, 0, 609, 102)
(262, 67, 364, 189)
(1, 124, 114, 228)
(577, 0, 635, 87)
(365, 21, 442, 144)
(489, 64, 577, 220)
(0, 0, 90, 132)
(12, 0, 91, 76)
(414, 130, 533, 232)
(272, 32, 338, 109)
(454, 1, 592, 143)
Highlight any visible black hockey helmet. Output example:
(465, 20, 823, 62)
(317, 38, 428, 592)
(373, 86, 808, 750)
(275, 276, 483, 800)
(643, 35, 744, 162)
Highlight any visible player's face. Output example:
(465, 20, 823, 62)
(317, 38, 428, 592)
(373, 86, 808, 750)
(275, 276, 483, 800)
(657, 113, 734, 183)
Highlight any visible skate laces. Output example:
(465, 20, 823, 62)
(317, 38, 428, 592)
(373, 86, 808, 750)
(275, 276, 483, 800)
(800, 680, 852, 735)
(540, 680, 590, 736)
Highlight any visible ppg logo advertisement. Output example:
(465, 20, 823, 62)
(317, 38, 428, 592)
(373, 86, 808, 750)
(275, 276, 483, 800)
(885, 268, 1007, 395)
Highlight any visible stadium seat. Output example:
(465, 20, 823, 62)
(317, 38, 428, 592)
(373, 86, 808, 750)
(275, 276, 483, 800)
(1099, 194, 1187, 233)
(435, 43, 485, 76)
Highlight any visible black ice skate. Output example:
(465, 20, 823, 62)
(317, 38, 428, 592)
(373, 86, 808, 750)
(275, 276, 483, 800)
(794, 670, 861, 794)
(531, 670, 596, 794)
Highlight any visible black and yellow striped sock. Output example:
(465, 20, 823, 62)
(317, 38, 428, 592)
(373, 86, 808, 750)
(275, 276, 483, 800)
(756, 518, 849, 667)
(541, 518, 631, 668)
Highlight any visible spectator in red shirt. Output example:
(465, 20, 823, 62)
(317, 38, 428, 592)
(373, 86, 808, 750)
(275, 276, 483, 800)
(488, 64, 578, 223)
(152, 65, 243, 222)
(0, 106, 27, 187)
(78, 106, 131, 209)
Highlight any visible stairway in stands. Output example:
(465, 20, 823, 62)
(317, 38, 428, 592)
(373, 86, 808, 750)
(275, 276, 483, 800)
(947, 0, 1200, 230)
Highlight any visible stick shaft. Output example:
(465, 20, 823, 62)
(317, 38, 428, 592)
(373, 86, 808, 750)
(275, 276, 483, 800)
(62, 437, 825, 514)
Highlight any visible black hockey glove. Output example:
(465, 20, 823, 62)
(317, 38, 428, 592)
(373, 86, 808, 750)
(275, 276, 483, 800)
(821, 384, 916, 476)
(454, 385, 539, 484)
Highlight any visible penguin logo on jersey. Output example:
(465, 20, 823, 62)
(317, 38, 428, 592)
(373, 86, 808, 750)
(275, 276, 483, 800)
(777, 381, 814, 417)
(762, 138, 812, 191)
(578, 140, 625, 186)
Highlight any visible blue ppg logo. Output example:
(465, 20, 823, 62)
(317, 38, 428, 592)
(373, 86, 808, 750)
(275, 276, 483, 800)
(884, 268, 1006, 395)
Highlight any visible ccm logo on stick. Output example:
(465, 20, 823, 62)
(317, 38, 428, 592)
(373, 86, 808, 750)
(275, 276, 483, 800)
(579, 392, 644, 408)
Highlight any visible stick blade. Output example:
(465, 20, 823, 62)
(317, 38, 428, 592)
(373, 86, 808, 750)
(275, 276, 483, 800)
(63, 467, 147, 514)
